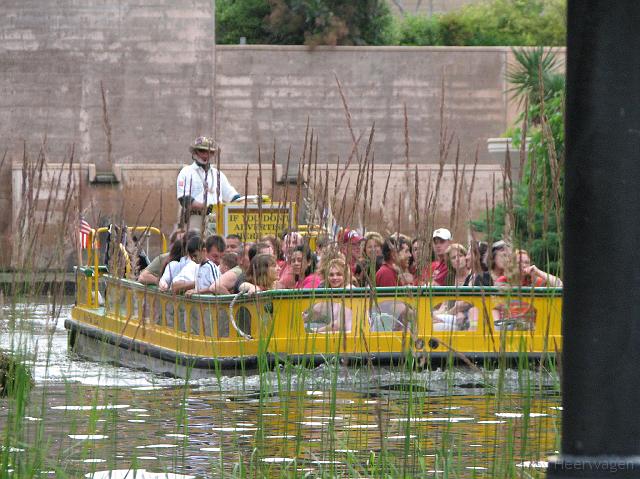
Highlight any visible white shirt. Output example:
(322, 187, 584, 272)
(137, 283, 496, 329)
(159, 256, 190, 289)
(196, 260, 221, 292)
(176, 162, 239, 206)
(172, 259, 199, 285)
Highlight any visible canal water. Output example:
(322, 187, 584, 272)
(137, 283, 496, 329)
(1, 300, 559, 478)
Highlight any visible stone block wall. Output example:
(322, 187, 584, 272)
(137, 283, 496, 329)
(215, 46, 511, 168)
(0, 0, 216, 167)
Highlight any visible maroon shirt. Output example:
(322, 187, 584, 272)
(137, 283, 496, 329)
(376, 262, 398, 287)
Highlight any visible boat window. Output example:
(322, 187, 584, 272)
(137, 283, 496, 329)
(432, 300, 478, 332)
(492, 299, 537, 331)
(370, 300, 416, 332)
(216, 308, 230, 338)
(236, 307, 252, 337)
(190, 305, 201, 335)
(178, 303, 188, 332)
(165, 301, 175, 329)
(303, 301, 352, 334)
(130, 293, 139, 323)
(106, 286, 117, 315)
(154, 297, 163, 327)
(119, 287, 128, 319)
(140, 294, 151, 323)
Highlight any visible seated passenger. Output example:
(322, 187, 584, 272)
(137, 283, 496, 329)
(284, 245, 317, 289)
(239, 254, 278, 293)
(323, 258, 354, 289)
(224, 234, 242, 254)
(205, 234, 225, 265)
(375, 237, 413, 287)
(138, 228, 185, 285)
(338, 229, 363, 274)
(490, 240, 512, 285)
(314, 233, 332, 264)
(427, 228, 452, 286)
(169, 235, 204, 293)
(445, 243, 471, 287)
(464, 241, 492, 286)
(355, 232, 383, 286)
(219, 242, 254, 294)
(219, 252, 239, 275)
(304, 248, 345, 289)
(278, 231, 304, 288)
(259, 234, 281, 261)
(514, 249, 563, 287)
(185, 236, 224, 295)
(410, 237, 426, 278)
(158, 235, 202, 291)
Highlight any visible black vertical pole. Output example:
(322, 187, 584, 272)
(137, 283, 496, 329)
(548, 2, 640, 478)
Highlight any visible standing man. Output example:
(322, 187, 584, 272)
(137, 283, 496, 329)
(177, 136, 241, 234)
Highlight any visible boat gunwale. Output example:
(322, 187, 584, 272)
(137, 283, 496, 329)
(82, 269, 563, 304)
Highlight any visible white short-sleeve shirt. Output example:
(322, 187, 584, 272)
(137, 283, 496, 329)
(172, 259, 199, 285)
(159, 256, 190, 289)
(196, 260, 221, 292)
(176, 162, 239, 206)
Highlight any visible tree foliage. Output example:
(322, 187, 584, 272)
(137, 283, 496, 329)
(435, 0, 566, 47)
(217, 0, 566, 47)
(216, 0, 394, 46)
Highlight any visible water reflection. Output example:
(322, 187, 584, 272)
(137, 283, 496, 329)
(0, 301, 560, 478)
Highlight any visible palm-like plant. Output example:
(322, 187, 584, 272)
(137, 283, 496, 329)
(508, 46, 565, 119)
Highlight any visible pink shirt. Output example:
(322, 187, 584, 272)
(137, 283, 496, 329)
(302, 273, 323, 289)
(278, 263, 296, 289)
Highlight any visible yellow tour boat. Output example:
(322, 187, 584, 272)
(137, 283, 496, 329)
(67, 220, 563, 378)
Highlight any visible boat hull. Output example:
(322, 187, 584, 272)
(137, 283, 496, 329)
(69, 271, 562, 378)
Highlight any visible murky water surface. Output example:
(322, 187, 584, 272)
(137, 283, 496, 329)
(1, 301, 559, 478)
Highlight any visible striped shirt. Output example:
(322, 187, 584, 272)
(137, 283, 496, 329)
(196, 260, 221, 292)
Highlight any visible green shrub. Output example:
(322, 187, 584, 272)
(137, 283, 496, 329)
(216, 0, 272, 45)
(395, 14, 441, 46)
(401, 0, 566, 47)
(216, 0, 395, 46)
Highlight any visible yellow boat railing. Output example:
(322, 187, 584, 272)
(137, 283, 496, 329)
(73, 274, 562, 360)
(80, 226, 167, 308)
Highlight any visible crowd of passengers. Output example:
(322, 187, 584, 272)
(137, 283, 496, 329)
(136, 227, 562, 295)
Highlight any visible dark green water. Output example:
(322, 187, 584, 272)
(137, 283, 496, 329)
(0, 302, 559, 478)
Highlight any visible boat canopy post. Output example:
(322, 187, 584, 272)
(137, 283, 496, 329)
(548, 1, 640, 477)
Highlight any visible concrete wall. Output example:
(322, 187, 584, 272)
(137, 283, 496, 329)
(0, 1, 216, 168)
(215, 46, 511, 168)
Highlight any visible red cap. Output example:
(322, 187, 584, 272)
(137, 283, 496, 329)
(339, 229, 364, 244)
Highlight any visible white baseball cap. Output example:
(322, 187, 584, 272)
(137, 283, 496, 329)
(432, 228, 452, 241)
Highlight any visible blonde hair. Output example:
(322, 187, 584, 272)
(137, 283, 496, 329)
(446, 243, 468, 257)
(317, 248, 345, 278)
(324, 258, 353, 287)
(364, 231, 384, 244)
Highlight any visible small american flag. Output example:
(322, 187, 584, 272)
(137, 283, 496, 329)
(78, 216, 92, 248)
